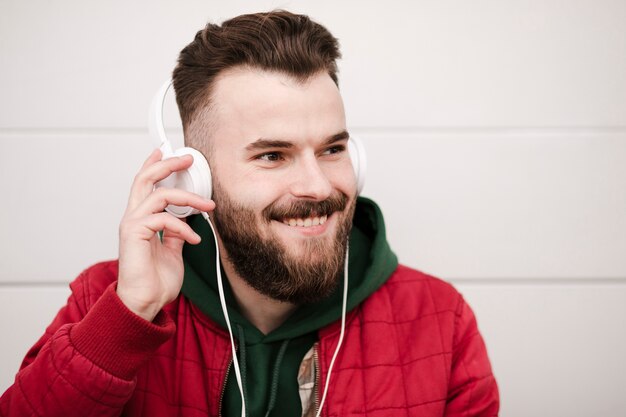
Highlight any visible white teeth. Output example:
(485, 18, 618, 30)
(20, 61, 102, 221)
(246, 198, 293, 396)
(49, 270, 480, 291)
(282, 214, 330, 228)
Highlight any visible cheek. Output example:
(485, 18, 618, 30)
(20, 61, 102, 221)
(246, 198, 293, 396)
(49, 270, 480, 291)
(213, 160, 275, 202)
(226, 178, 287, 223)
(326, 161, 358, 195)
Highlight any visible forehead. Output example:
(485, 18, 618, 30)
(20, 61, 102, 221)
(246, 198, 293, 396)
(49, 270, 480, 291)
(208, 67, 346, 148)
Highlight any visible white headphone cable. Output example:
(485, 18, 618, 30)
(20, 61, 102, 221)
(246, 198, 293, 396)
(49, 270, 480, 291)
(201, 211, 247, 417)
(315, 242, 349, 417)
(201, 210, 349, 417)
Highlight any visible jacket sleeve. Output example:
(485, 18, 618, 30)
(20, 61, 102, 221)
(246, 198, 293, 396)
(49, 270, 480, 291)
(0, 263, 176, 417)
(444, 295, 500, 416)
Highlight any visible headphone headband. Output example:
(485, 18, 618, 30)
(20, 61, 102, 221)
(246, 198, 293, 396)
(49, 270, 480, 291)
(148, 80, 175, 156)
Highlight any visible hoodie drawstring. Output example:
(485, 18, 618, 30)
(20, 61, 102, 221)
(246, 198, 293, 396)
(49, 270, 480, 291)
(264, 339, 291, 417)
(237, 324, 291, 417)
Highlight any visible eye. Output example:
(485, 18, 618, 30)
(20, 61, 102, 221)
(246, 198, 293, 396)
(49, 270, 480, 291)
(256, 152, 284, 162)
(322, 145, 346, 156)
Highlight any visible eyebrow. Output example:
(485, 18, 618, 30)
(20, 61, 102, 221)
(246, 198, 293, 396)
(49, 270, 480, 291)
(245, 130, 350, 152)
(323, 130, 350, 146)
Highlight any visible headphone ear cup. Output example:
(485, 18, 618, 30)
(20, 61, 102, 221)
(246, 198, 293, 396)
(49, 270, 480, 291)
(348, 136, 367, 195)
(155, 147, 212, 218)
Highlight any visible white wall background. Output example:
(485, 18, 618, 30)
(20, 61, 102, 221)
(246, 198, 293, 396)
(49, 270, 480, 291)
(1, 1, 625, 415)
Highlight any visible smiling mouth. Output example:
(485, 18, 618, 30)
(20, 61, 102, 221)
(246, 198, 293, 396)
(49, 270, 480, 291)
(265, 192, 348, 229)
(281, 214, 329, 228)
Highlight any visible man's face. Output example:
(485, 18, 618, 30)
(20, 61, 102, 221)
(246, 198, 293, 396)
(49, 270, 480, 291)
(205, 68, 357, 304)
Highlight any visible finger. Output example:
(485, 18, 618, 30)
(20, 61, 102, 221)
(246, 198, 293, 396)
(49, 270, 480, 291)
(140, 148, 163, 170)
(161, 236, 187, 252)
(127, 154, 195, 211)
(161, 231, 193, 249)
(129, 187, 215, 218)
(161, 227, 192, 251)
(122, 212, 201, 244)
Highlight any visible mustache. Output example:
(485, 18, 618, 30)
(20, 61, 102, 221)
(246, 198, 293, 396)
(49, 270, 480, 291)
(263, 192, 348, 221)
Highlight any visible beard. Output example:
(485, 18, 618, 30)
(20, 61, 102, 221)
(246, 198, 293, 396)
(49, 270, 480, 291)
(211, 179, 356, 305)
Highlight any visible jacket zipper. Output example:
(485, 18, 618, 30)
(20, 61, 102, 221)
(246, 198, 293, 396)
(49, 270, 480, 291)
(313, 344, 321, 417)
(218, 359, 233, 417)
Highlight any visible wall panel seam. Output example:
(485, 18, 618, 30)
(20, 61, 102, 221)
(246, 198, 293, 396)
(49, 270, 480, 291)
(1, 126, 626, 137)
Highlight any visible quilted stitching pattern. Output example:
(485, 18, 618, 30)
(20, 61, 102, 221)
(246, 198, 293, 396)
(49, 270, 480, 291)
(0, 262, 498, 416)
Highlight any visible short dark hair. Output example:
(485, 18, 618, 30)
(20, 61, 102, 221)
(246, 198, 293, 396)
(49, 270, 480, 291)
(172, 10, 341, 140)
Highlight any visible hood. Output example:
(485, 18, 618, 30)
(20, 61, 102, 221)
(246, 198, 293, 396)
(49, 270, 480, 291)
(180, 196, 398, 341)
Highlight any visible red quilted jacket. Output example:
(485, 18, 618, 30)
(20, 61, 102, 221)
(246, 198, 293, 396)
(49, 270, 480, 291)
(0, 261, 498, 416)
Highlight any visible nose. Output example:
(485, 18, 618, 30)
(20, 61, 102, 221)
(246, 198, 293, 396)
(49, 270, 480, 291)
(288, 155, 333, 200)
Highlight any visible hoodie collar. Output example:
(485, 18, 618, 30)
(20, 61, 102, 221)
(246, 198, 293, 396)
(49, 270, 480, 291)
(180, 196, 398, 343)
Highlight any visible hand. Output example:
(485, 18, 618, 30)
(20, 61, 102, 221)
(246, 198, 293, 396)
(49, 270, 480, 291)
(116, 149, 215, 321)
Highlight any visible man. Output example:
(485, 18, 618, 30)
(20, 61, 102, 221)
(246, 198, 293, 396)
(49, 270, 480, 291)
(0, 11, 499, 416)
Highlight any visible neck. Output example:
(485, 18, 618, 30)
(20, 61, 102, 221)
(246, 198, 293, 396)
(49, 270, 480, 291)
(220, 253, 297, 335)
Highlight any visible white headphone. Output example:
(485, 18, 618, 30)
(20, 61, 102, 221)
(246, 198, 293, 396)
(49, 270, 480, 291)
(148, 79, 367, 217)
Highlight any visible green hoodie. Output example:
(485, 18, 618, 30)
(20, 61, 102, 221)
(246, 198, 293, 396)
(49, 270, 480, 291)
(180, 197, 398, 416)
